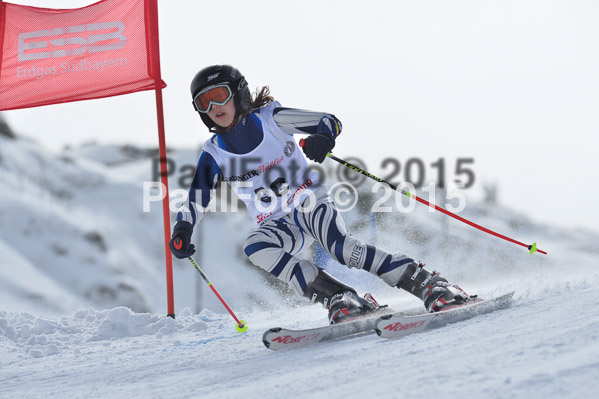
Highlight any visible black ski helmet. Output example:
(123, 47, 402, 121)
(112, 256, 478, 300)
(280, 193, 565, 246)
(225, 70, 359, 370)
(190, 65, 252, 130)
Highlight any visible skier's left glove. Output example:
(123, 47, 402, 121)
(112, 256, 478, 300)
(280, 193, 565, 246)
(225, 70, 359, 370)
(302, 133, 335, 163)
(169, 221, 195, 259)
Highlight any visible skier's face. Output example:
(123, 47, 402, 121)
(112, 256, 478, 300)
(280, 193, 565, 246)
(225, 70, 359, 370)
(207, 97, 236, 128)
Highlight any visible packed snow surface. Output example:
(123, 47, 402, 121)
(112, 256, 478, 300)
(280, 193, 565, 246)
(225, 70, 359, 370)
(2, 277, 599, 398)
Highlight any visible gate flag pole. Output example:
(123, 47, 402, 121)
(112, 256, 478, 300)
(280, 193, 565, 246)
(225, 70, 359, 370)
(146, 0, 175, 318)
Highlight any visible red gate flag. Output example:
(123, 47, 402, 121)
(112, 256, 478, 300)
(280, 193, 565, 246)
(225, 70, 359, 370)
(0, 0, 166, 110)
(0, 0, 177, 317)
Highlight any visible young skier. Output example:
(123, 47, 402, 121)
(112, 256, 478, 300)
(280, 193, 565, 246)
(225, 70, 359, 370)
(170, 65, 471, 324)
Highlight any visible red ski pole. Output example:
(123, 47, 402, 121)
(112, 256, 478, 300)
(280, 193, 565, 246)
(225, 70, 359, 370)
(182, 250, 248, 332)
(299, 139, 547, 255)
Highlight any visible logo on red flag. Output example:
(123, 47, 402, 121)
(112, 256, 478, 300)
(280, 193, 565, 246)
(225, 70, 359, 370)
(18, 21, 127, 62)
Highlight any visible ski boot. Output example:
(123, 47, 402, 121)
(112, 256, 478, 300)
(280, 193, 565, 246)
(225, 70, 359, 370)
(397, 262, 471, 312)
(327, 291, 379, 324)
(303, 269, 381, 324)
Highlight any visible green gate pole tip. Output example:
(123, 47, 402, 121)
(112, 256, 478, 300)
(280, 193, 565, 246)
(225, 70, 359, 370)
(528, 242, 537, 255)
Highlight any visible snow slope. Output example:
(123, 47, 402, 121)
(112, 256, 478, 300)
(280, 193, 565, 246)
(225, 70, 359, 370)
(2, 280, 598, 399)
(0, 134, 281, 316)
(2, 133, 599, 398)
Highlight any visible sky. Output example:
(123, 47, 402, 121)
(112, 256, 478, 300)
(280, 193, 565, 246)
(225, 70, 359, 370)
(2, 0, 599, 233)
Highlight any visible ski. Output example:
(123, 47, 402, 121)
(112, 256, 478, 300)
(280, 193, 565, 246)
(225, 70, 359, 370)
(262, 307, 393, 350)
(374, 292, 515, 339)
(262, 292, 515, 350)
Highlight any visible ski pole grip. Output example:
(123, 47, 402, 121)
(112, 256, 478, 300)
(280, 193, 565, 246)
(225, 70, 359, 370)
(299, 138, 305, 147)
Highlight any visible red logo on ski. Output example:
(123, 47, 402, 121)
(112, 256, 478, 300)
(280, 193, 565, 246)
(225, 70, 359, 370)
(382, 320, 426, 332)
(271, 333, 321, 345)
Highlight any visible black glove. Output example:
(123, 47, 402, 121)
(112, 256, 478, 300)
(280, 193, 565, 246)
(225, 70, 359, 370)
(169, 221, 195, 259)
(302, 133, 335, 163)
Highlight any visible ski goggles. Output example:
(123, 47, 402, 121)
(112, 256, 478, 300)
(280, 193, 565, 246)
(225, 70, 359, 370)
(193, 84, 233, 113)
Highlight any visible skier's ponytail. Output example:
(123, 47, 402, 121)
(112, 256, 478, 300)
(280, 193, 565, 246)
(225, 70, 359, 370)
(250, 86, 275, 111)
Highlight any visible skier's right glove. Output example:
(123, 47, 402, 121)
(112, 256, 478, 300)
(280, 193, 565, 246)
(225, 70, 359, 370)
(169, 221, 195, 259)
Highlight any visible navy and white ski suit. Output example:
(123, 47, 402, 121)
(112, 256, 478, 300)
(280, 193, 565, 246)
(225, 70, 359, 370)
(176, 102, 415, 298)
